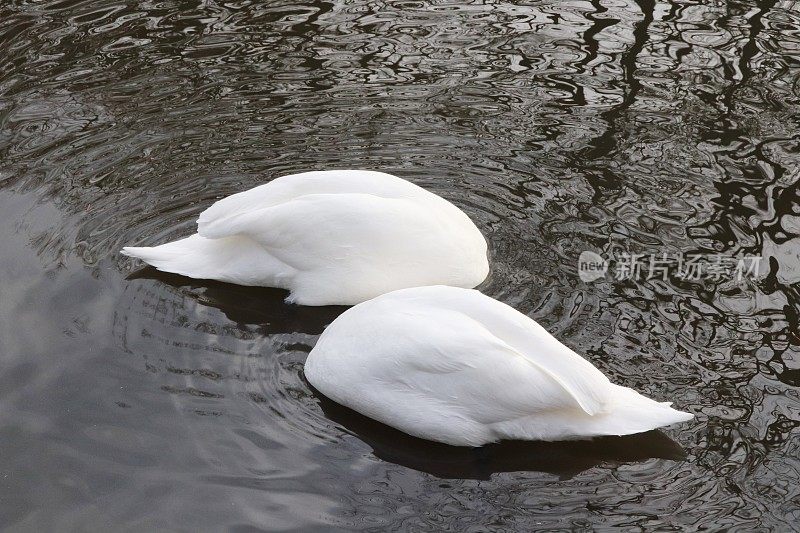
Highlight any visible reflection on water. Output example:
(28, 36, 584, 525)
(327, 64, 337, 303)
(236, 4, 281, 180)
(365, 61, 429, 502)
(317, 395, 687, 481)
(127, 267, 347, 333)
(1, 0, 799, 529)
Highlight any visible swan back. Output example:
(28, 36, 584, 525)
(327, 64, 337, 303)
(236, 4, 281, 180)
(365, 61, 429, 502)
(197, 170, 447, 238)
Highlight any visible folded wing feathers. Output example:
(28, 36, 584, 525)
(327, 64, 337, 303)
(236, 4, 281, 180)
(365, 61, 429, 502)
(468, 318, 607, 417)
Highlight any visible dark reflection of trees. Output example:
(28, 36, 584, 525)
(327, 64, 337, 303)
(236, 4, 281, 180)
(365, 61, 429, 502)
(692, 0, 786, 253)
(557, 0, 800, 493)
(680, 0, 800, 469)
(580, 0, 656, 158)
(573, 0, 656, 205)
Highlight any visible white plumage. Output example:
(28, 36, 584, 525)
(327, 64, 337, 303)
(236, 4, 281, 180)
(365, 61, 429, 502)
(305, 286, 693, 446)
(122, 170, 489, 305)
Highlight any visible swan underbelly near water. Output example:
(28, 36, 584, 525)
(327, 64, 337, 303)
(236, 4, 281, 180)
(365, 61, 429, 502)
(122, 170, 489, 306)
(305, 286, 693, 447)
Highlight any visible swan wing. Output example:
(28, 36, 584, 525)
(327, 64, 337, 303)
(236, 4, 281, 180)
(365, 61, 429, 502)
(402, 311, 610, 422)
(194, 193, 444, 269)
(375, 286, 612, 415)
(196, 170, 428, 238)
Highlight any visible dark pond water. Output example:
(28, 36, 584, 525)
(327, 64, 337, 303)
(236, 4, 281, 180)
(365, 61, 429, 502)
(2, 0, 800, 530)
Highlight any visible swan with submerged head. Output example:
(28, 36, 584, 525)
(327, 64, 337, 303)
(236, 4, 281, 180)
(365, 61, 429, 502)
(122, 170, 489, 306)
(305, 285, 693, 446)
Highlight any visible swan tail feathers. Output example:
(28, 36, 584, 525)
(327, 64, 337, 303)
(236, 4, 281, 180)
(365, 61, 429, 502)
(591, 385, 693, 437)
(122, 234, 293, 286)
(122, 234, 216, 278)
(490, 385, 692, 442)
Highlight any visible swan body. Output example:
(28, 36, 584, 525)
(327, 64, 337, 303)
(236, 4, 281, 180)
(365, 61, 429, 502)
(122, 170, 489, 305)
(305, 286, 693, 446)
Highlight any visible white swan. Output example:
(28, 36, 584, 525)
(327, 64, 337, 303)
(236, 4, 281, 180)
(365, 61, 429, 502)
(122, 170, 489, 306)
(305, 286, 693, 446)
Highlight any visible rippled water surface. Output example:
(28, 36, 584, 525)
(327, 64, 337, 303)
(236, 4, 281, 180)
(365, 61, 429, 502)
(2, 0, 800, 530)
